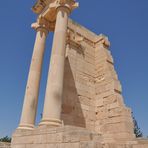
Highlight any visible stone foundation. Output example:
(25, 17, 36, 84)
(0, 142, 11, 148)
(11, 126, 148, 148)
(12, 126, 101, 148)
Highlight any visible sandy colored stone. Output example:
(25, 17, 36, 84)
(12, 1, 148, 147)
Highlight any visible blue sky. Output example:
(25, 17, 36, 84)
(0, 0, 148, 137)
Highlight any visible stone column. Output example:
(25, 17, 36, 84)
(40, 6, 70, 127)
(18, 23, 48, 130)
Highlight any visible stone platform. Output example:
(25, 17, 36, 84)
(11, 126, 148, 148)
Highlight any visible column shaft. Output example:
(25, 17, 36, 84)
(40, 7, 69, 126)
(19, 27, 48, 129)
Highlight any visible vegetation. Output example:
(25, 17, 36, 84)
(0, 136, 11, 143)
(132, 114, 143, 138)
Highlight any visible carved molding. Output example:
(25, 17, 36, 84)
(67, 27, 110, 50)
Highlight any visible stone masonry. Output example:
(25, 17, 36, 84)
(0, 142, 11, 148)
(62, 19, 135, 141)
(11, 0, 148, 147)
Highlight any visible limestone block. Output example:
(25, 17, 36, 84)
(11, 144, 26, 148)
(76, 64, 95, 76)
(76, 82, 95, 94)
(86, 124, 95, 131)
(95, 61, 111, 70)
(12, 136, 33, 144)
(84, 56, 95, 65)
(80, 104, 90, 111)
(95, 55, 113, 66)
(104, 71, 118, 80)
(103, 132, 134, 140)
(62, 130, 90, 143)
(96, 109, 108, 120)
(79, 141, 95, 148)
(88, 111, 96, 121)
(67, 47, 77, 56)
(79, 96, 95, 106)
(133, 144, 148, 148)
(26, 144, 49, 148)
(101, 122, 133, 133)
(95, 90, 121, 103)
(103, 94, 124, 106)
(82, 47, 95, 58)
(95, 64, 104, 74)
(108, 107, 132, 118)
(95, 84, 109, 95)
(102, 116, 133, 125)
(75, 72, 95, 87)
(95, 74, 105, 83)
(67, 53, 77, 63)
(46, 133, 63, 143)
(106, 102, 123, 110)
(95, 78, 113, 87)
(77, 89, 94, 98)
(60, 143, 79, 148)
(95, 49, 114, 64)
(96, 99, 104, 107)
(33, 134, 47, 144)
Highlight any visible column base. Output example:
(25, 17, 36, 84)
(17, 123, 34, 130)
(39, 118, 62, 127)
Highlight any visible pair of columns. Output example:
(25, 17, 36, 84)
(18, 6, 70, 130)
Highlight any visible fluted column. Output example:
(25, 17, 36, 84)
(18, 23, 48, 130)
(40, 6, 71, 127)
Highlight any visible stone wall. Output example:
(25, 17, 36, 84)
(94, 39, 135, 140)
(11, 126, 148, 148)
(61, 19, 135, 140)
(11, 18, 148, 148)
(62, 19, 96, 131)
(0, 142, 11, 148)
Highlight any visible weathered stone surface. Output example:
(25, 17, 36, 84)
(0, 142, 11, 148)
(11, 126, 148, 148)
(11, 1, 148, 147)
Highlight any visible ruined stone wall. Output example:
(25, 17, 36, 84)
(11, 18, 148, 148)
(61, 19, 96, 131)
(62, 19, 135, 140)
(0, 142, 11, 148)
(94, 37, 135, 140)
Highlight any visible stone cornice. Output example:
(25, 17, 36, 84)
(94, 34, 110, 48)
(67, 19, 110, 49)
(67, 28, 95, 47)
(32, 0, 54, 14)
(32, 0, 78, 15)
(67, 26, 110, 49)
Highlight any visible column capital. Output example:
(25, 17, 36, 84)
(56, 0, 79, 14)
(32, 0, 78, 25)
(31, 17, 55, 32)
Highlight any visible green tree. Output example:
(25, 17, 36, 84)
(132, 115, 143, 138)
(0, 136, 11, 143)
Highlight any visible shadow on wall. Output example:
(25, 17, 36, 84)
(61, 57, 86, 128)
